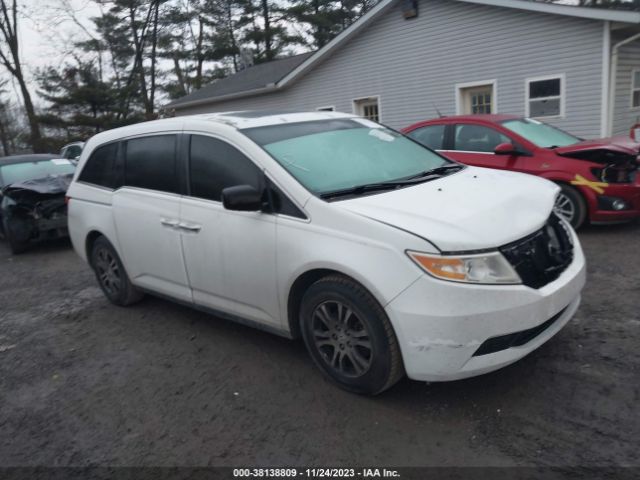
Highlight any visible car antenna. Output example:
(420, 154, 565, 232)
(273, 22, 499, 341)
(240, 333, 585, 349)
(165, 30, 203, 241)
(433, 102, 444, 118)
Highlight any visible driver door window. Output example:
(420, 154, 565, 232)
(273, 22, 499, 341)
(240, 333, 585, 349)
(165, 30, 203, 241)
(454, 124, 510, 153)
(445, 124, 513, 169)
(190, 135, 262, 201)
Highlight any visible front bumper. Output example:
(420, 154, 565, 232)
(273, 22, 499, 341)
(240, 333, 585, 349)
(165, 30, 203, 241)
(385, 235, 586, 382)
(590, 182, 640, 223)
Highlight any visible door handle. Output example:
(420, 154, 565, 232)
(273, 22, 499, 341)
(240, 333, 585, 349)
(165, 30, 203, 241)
(160, 218, 180, 228)
(178, 222, 202, 233)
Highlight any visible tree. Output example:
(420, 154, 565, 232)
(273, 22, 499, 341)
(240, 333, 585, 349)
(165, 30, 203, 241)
(236, 0, 302, 62)
(0, 0, 44, 152)
(37, 61, 127, 140)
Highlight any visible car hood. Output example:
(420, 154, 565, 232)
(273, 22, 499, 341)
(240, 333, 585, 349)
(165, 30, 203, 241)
(338, 167, 559, 252)
(554, 136, 640, 156)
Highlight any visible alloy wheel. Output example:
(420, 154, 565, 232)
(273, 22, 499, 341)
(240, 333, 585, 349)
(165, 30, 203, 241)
(554, 192, 576, 224)
(311, 300, 373, 378)
(94, 247, 122, 297)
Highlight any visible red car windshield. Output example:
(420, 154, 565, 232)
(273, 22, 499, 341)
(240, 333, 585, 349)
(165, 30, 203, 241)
(501, 118, 581, 149)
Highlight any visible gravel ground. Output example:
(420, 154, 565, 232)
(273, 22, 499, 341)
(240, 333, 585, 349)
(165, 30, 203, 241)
(0, 222, 638, 469)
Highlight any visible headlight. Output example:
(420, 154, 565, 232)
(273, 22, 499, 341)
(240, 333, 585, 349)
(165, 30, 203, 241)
(407, 251, 521, 285)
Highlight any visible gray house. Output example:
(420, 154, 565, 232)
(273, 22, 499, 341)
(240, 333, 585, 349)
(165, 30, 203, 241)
(165, 0, 640, 139)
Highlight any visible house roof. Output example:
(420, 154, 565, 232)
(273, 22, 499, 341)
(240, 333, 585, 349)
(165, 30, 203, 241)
(167, 0, 640, 110)
(166, 52, 314, 109)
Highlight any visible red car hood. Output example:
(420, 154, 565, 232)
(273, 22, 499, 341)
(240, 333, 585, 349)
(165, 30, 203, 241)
(554, 136, 640, 156)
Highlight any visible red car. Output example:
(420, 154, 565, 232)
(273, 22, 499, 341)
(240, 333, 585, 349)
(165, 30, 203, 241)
(402, 115, 640, 229)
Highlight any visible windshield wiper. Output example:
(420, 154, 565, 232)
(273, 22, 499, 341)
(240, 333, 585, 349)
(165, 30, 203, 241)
(405, 164, 464, 180)
(320, 165, 464, 200)
(320, 176, 445, 200)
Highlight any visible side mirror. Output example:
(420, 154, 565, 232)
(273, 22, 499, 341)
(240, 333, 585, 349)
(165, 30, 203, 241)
(221, 185, 263, 212)
(494, 143, 519, 155)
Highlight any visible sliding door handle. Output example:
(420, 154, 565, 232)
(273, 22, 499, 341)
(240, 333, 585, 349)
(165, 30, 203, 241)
(178, 223, 202, 233)
(160, 218, 180, 228)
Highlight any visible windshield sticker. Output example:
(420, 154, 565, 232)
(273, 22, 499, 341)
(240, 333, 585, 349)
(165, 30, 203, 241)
(51, 159, 72, 165)
(369, 129, 395, 142)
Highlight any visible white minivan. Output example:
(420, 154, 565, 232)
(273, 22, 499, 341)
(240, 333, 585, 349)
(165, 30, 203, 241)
(67, 111, 586, 394)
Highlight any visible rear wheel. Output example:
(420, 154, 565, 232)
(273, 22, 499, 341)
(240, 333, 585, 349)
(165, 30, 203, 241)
(90, 236, 144, 306)
(299, 275, 404, 395)
(554, 184, 587, 229)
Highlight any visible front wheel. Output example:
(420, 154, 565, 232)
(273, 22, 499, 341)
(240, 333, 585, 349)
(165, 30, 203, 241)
(2, 218, 29, 254)
(554, 184, 587, 229)
(90, 236, 144, 306)
(299, 275, 404, 395)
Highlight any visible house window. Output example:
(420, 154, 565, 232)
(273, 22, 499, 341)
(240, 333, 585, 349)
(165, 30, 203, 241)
(526, 75, 564, 118)
(464, 87, 492, 114)
(317, 106, 335, 112)
(456, 80, 496, 115)
(632, 70, 640, 108)
(353, 97, 380, 122)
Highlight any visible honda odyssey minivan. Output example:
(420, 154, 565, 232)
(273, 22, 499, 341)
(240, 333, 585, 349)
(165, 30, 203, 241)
(67, 111, 586, 394)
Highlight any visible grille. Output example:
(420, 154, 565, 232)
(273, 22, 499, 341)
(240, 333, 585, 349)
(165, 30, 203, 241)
(472, 306, 568, 357)
(500, 214, 574, 289)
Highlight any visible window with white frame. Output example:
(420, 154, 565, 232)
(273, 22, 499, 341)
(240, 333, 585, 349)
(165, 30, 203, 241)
(632, 70, 640, 108)
(526, 75, 564, 118)
(353, 97, 380, 122)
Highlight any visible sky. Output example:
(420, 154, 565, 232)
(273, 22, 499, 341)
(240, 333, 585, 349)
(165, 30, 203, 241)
(20, 0, 100, 68)
(3, 0, 100, 105)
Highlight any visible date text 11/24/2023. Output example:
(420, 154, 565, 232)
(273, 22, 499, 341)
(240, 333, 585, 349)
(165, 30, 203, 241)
(232, 468, 401, 478)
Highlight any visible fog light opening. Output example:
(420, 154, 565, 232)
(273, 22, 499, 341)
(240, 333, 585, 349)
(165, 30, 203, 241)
(612, 199, 628, 211)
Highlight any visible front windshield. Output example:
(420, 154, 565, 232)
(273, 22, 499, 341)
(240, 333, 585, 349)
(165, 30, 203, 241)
(501, 118, 580, 148)
(242, 119, 452, 196)
(1, 159, 76, 186)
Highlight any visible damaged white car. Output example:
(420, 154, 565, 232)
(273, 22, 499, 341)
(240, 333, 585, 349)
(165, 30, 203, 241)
(67, 111, 586, 395)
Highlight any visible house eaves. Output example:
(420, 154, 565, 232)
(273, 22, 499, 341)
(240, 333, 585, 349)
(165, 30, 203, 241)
(167, 84, 278, 111)
(459, 0, 640, 23)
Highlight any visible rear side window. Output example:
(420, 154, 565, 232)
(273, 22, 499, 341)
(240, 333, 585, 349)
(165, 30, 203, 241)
(79, 142, 121, 189)
(125, 135, 178, 194)
(407, 125, 446, 150)
(189, 135, 262, 202)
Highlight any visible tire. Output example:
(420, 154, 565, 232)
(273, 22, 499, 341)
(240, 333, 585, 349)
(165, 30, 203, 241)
(554, 184, 587, 229)
(2, 218, 29, 254)
(90, 236, 144, 306)
(299, 275, 404, 395)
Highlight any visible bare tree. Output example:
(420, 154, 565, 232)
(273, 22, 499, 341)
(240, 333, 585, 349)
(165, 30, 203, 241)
(0, 0, 44, 152)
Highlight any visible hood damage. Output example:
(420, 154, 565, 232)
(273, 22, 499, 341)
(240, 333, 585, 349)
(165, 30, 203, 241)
(555, 137, 640, 184)
(2, 174, 72, 244)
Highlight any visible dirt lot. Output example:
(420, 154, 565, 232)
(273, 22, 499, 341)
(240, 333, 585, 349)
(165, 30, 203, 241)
(0, 222, 638, 469)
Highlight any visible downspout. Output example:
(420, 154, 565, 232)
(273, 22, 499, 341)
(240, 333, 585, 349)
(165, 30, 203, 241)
(601, 21, 611, 137)
(608, 29, 640, 136)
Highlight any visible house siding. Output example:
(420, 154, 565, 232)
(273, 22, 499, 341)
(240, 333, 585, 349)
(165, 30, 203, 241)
(175, 0, 605, 138)
(612, 36, 640, 135)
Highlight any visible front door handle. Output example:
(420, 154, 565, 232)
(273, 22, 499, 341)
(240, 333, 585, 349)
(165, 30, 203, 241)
(160, 218, 180, 228)
(178, 222, 202, 233)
